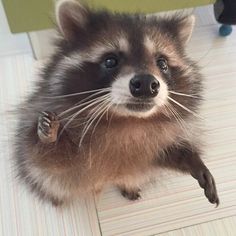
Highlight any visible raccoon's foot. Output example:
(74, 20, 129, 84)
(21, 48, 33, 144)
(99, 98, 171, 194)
(37, 111, 60, 143)
(192, 168, 219, 206)
(120, 188, 141, 201)
(50, 197, 64, 207)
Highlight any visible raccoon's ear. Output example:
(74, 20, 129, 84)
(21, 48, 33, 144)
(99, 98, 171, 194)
(56, 0, 89, 41)
(176, 15, 195, 44)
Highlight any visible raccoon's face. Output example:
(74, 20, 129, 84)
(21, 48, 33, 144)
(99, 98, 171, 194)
(51, 0, 202, 119)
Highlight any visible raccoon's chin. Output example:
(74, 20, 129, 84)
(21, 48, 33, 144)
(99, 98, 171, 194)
(125, 102, 155, 112)
(111, 99, 158, 118)
(124, 98, 155, 112)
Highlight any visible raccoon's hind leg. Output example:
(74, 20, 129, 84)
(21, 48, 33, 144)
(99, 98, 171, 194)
(37, 111, 60, 143)
(117, 183, 141, 201)
(119, 186, 141, 201)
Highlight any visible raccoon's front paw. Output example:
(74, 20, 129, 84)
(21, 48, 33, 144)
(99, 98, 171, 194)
(37, 111, 60, 143)
(193, 168, 219, 206)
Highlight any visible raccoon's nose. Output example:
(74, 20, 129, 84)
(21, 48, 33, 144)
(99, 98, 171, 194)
(129, 74, 160, 98)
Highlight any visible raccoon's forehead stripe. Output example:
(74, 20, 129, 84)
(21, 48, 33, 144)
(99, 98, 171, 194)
(57, 37, 129, 66)
(80, 36, 129, 62)
(118, 37, 129, 52)
(81, 45, 115, 62)
(144, 35, 186, 67)
(144, 36, 155, 54)
(144, 35, 174, 57)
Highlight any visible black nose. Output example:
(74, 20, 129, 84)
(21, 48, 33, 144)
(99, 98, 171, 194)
(129, 74, 160, 98)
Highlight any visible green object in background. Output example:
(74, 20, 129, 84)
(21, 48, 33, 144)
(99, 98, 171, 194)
(2, 0, 55, 33)
(2, 0, 215, 33)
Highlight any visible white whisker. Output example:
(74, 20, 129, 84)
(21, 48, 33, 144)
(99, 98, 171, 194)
(59, 93, 111, 117)
(166, 103, 191, 139)
(168, 96, 203, 119)
(169, 91, 200, 99)
(41, 88, 111, 99)
(87, 102, 112, 168)
(92, 103, 112, 137)
(57, 95, 111, 141)
(79, 99, 111, 147)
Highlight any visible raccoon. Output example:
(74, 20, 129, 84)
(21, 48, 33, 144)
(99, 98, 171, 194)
(14, 0, 219, 206)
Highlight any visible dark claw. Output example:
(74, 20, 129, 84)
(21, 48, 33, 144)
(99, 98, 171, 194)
(42, 116, 51, 124)
(38, 121, 50, 133)
(42, 121, 50, 127)
(38, 125, 49, 136)
(41, 111, 49, 117)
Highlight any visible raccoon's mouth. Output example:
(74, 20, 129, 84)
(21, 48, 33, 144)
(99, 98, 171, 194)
(125, 99, 155, 112)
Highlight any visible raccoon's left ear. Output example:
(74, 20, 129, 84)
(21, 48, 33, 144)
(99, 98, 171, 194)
(55, 0, 90, 41)
(176, 15, 195, 44)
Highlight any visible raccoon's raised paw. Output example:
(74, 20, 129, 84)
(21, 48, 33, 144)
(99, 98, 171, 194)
(121, 188, 141, 201)
(193, 168, 219, 207)
(37, 111, 60, 143)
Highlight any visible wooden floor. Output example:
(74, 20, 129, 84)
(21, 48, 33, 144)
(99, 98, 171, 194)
(0, 5, 236, 236)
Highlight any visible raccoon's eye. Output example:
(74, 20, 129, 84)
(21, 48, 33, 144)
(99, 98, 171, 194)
(104, 55, 118, 69)
(156, 58, 168, 73)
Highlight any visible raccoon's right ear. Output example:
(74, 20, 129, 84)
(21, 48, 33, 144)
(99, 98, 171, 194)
(56, 0, 89, 41)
